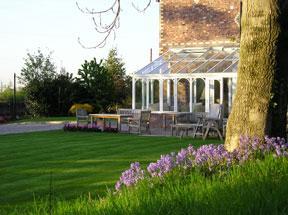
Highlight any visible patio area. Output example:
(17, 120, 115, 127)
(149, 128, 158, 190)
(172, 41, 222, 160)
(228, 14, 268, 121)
(88, 109, 224, 140)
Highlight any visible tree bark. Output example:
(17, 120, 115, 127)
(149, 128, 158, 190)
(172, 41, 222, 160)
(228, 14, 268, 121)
(225, 0, 288, 151)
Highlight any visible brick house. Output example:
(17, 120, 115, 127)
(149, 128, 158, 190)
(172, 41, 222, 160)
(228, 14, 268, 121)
(159, 0, 240, 53)
(131, 0, 241, 116)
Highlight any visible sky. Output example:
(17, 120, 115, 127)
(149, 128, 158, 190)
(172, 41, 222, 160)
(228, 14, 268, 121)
(0, 0, 159, 86)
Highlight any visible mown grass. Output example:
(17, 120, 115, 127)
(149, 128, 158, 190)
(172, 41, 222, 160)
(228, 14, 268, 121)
(0, 130, 220, 213)
(9, 155, 288, 215)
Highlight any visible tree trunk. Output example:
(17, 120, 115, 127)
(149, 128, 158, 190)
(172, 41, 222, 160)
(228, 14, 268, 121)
(225, 0, 288, 151)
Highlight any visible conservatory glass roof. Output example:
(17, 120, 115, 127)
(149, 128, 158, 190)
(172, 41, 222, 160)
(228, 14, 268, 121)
(133, 46, 239, 78)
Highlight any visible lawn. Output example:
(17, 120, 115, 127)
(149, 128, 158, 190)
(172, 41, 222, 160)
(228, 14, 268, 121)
(0, 130, 222, 210)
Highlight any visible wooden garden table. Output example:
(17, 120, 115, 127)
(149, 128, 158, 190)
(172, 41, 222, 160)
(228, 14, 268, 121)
(89, 114, 132, 132)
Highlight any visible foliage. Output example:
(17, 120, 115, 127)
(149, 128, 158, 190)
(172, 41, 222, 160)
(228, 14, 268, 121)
(76, 58, 114, 113)
(0, 87, 25, 102)
(23, 72, 75, 117)
(51, 72, 75, 116)
(19, 48, 131, 117)
(75, 50, 131, 113)
(20, 49, 75, 117)
(68, 103, 94, 114)
(115, 136, 288, 191)
(95, 155, 288, 215)
(19, 49, 56, 85)
(103, 48, 131, 109)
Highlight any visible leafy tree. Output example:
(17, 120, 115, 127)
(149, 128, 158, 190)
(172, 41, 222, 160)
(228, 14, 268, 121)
(19, 49, 56, 116)
(50, 72, 75, 115)
(20, 50, 75, 116)
(76, 58, 114, 112)
(103, 48, 131, 109)
(19, 49, 56, 85)
(225, 1, 288, 150)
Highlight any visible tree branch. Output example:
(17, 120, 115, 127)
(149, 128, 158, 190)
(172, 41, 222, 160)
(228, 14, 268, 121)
(76, 0, 152, 49)
(132, 0, 152, 13)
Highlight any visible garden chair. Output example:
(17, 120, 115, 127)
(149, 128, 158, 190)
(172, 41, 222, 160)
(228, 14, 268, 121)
(171, 113, 192, 136)
(117, 108, 133, 115)
(171, 112, 205, 138)
(117, 108, 133, 124)
(202, 104, 223, 140)
(128, 110, 151, 134)
(192, 103, 205, 112)
(76, 109, 89, 125)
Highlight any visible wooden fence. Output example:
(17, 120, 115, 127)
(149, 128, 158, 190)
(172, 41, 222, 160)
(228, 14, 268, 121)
(0, 102, 26, 117)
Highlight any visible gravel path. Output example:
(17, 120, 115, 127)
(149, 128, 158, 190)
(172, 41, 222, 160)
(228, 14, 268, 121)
(0, 122, 65, 135)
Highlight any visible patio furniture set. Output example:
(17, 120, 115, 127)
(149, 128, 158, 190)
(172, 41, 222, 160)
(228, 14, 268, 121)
(76, 104, 226, 140)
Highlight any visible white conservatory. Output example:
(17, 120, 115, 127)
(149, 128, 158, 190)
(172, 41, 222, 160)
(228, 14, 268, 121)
(131, 46, 239, 116)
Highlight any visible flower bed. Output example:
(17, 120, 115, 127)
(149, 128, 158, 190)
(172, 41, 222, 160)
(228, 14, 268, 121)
(63, 123, 119, 133)
(115, 136, 288, 191)
(63, 123, 101, 132)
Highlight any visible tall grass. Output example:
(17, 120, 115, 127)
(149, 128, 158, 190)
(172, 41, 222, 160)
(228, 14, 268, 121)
(3, 155, 288, 215)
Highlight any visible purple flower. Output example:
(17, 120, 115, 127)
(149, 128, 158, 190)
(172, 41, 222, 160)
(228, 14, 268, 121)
(115, 162, 145, 191)
(115, 180, 121, 191)
(147, 154, 176, 177)
(115, 135, 288, 192)
(63, 122, 101, 132)
(147, 163, 159, 177)
(176, 149, 188, 165)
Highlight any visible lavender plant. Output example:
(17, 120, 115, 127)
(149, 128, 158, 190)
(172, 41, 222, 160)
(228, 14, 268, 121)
(115, 162, 145, 191)
(115, 136, 288, 192)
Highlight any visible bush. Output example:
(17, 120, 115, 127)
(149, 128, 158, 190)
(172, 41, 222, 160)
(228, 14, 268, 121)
(68, 103, 94, 114)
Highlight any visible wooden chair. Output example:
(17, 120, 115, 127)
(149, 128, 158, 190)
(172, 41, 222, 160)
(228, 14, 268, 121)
(171, 112, 205, 138)
(117, 108, 134, 125)
(76, 109, 89, 125)
(171, 113, 191, 136)
(202, 104, 224, 140)
(128, 110, 151, 134)
(193, 103, 205, 112)
(191, 112, 206, 138)
(117, 108, 133, 115)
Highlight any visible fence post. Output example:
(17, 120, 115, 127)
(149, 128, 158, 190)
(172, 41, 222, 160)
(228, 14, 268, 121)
(13, 73, 17, 119)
